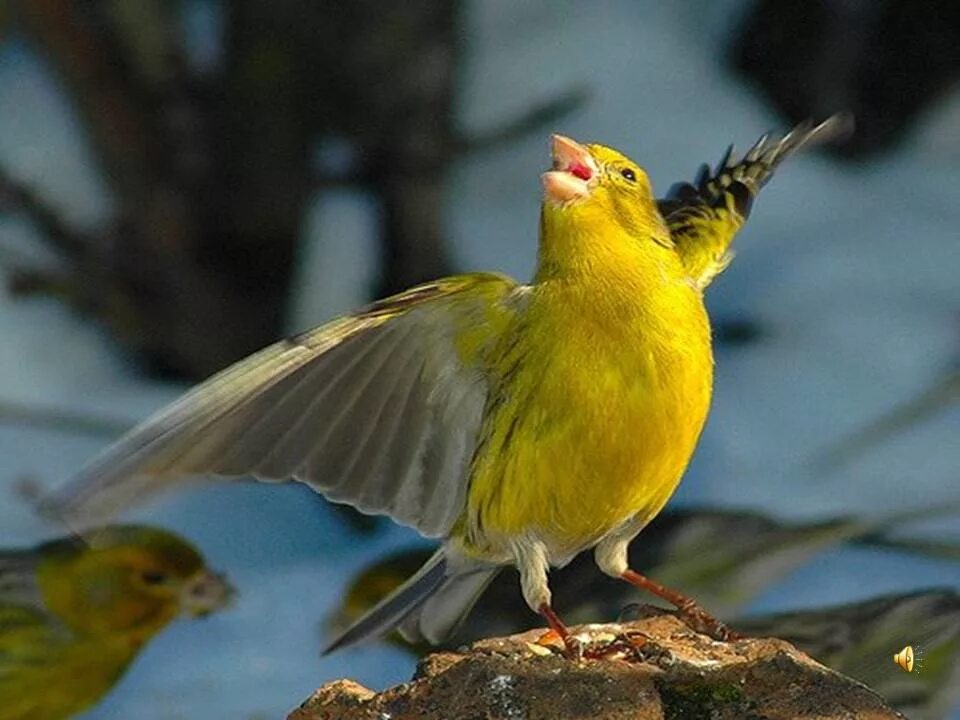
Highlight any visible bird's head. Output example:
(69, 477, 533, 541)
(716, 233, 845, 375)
(37, 525, 234, 640)
(539, 135, 671, 271)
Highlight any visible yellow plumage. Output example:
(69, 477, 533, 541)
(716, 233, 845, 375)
(0, 527, 232, 720)
(463, 144, 712, 560)
(43, 117, 850, 654)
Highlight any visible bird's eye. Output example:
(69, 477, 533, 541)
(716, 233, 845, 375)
(620, 168, 637, 182)
(141, 570, 167, 585)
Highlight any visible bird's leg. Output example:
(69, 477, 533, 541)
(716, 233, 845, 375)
(620, 568, 740, 641)
(514, 538, 582, 658)
(595, 534, 740, 642)
(537, 603, 582, 658)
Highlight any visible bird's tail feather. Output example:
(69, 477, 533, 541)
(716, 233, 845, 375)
(323, 548, 448, 654)
(398, 563, 501, 645)
(323, 549, 500, 653)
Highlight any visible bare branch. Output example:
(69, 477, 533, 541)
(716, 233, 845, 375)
(455, 87, 591, 155)
(0, 166, 89, 259)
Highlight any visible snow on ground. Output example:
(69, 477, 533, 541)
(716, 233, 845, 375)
(0, 1, 957, 717)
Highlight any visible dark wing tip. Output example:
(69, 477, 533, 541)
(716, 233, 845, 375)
(705, 112, 854, 219)
(657, 113, 855, 248)
(766, 113, 854, 167)
(810, 112, 856, 145)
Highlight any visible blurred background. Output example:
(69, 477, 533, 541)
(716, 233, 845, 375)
(0, 1, 958, 718)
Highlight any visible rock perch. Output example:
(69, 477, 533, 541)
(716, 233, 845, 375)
(289, 606, 902, 719)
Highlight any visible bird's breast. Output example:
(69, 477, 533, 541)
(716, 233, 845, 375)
(463, 277, 713, 560)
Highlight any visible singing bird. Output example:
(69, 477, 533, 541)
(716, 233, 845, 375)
(43, 116, 849, 655)
(0, 526, 233, 720)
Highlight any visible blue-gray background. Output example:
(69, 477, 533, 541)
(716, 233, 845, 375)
(1, 2, 957, 718)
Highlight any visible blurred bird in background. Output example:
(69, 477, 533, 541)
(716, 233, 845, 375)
(0, 526, 233, 720)
(42, 117, 849, 657)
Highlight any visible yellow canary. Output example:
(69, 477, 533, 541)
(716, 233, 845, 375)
(43, 116, 849, 655)
(0, 526, 233, 720)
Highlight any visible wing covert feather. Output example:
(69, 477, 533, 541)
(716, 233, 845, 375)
(44, 274, 523, 538)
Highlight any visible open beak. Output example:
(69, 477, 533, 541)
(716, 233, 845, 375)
(542, 134, 598, 205)
(180, 569, 235, 618)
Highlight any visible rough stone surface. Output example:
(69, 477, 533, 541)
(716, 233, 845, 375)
(289, 606, 904, 720)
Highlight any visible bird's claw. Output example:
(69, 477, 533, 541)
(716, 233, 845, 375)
(676, 599, 742, 642)
(563, 636, 585, 660)
(581, 632, 647, 660)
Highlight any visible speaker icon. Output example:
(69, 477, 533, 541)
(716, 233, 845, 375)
(893, 645, 914, 673)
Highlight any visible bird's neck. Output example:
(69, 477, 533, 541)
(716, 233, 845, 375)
(535, 221, 685, 302)
(532, 218, 709, 349)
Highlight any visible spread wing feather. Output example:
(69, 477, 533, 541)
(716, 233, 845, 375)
(42, 273, 523, 539)
(658, 114, 853, 288)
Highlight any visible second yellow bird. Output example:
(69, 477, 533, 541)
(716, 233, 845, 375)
(0, 526, 232, 720)
(44, 116, 849, 655)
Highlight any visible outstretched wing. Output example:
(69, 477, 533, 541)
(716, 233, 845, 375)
(43, 273, 525, 538)
(658, 114, 853, 288)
